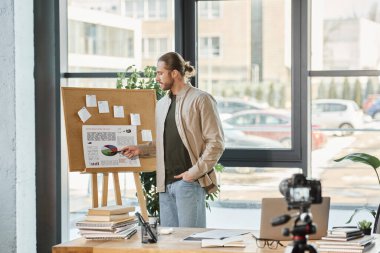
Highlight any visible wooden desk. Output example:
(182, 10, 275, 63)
(52, 227, 380, 253)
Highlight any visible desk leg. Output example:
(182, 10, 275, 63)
(112, 172, 122, 205)
(133, 172, 148, 221)
(91, 173, 99, 208)
(102, 173, 109, 206)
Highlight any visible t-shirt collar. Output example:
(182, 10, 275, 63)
(168, 82, 191, 98)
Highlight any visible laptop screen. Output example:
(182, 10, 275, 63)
(259, 197, 330, 240)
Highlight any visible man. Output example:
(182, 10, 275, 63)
(121, 52, 224, 228)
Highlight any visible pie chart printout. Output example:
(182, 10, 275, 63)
(101, 144, 119, 156)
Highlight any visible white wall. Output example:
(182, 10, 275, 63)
(0, 0, 36, 252)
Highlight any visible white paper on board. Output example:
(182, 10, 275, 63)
(86, 95, 97, 107)
(82, 125, 141, 168)
(78, 107, 91, 123)
(141, 130, 153, 142)
(113, 105, 125, 118)
(98, 101, 110, 113)
(130, 113, 141, 125)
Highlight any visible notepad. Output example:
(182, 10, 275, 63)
(201, 235, 246, 248)
(184, 229, 250, 241)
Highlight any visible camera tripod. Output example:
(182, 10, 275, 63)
(283, 212, 317, 253)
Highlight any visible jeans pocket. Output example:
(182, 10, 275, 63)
(181, 180, 201, 191)
(181, 179, 196, 185)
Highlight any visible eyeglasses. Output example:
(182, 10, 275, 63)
(251, 234, 285, 249)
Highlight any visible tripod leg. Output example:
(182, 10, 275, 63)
(305, 244, 317, 253)
(291, 244, 304, 253)
(291, 244, 317, 253)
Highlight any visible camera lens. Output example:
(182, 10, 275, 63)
(279, 178, 289, 197)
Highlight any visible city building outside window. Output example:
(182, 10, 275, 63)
(199, 37, 221, 58)
(142, 38, 168, 59)
(125, 0, 169, 20)
(199, 1, 221, 19)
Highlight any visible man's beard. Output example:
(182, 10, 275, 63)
(161, 79, 174, 91)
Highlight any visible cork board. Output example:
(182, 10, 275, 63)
(61, 87, 156, 173)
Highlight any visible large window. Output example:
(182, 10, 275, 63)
(198, 0, 292, 151)
(59, 0, 380, 242)
(63, 0, 175, 240)
(311, 0, 380, 71)
(310, 0, 380, 207)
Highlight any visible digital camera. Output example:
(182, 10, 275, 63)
(279, 173, 322, 209)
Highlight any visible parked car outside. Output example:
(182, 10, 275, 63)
(216, 97, 269, 120)
(223, 122, 284, 149)
(362, 94, 380, 114)
(223, 109, 326, 150)
(312, 99, 363, 136)
(365, 97, 380, 120)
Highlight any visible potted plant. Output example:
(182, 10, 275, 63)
(335, 153, 380, 233)
(357, 220, 372, 235)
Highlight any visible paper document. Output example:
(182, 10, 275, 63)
(86, 95, 97, 107)
(98, 101, 110, 113)
(82, 125, 141, 168)
(113, 105, 125, 118)
(78, 107, 91, 123)
(130, 113, 141, 125)
(141, 130, 153, 142)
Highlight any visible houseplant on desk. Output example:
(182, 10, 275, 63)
(334, 153, 379, 233)
(357, 220, 372, 235)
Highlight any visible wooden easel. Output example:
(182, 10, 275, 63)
(62, 87, 157, 221)
(89, 171, 148, 219)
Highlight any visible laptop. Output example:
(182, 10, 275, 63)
(259, 197, 330, 240)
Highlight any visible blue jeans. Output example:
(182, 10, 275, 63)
(159, 180, 206, 228)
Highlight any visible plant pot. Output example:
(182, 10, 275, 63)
(361, 228, 372, 235)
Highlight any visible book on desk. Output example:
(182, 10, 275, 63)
(326, 227, 363, 239)
(316, 232, 375, 253)
(76, 205, 138, 240)
(87, 205, 135, 216)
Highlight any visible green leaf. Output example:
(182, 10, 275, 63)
(214, 163, 225, 173)
(335, 153, 380, 185)
(334, 153, 380, 169)
(116, 80, 123, 89)
(358, 220, 372, 229)
(126, 65, 134, 72)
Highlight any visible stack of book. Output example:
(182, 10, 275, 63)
(76, 205, 138, 240)
(316, 227, 375, 253)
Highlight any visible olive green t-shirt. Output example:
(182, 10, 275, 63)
(163, 95, 192, 185)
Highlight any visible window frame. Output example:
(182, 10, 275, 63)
(193, 0, 308, 170)
(62, 0, 309, 171)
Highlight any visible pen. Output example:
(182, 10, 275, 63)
(127, 229, 137, 239)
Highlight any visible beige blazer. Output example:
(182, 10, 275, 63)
(140, 83, 225, 193)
